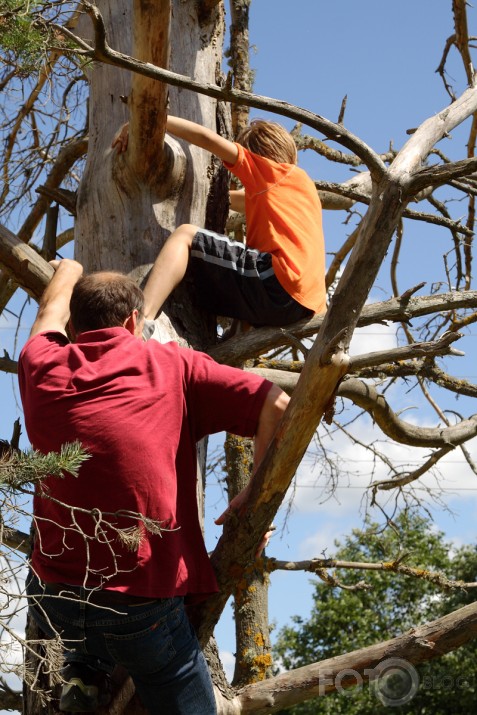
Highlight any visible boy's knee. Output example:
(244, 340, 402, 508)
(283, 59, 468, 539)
(173, 224, 198, 246)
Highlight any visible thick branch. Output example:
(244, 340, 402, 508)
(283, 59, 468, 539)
(0, 682, 22, 713)
(1, 526, 29, 555)
(59, 3, 387, 178)
(194, 345, 351, 644)
(128, 0, 170, 178)
(229, 0, 252, 136)
(452, 0, 475, 85)
(220, 600, 477, 712)
(247, 369, 477, 449)
(0, 353, 18, 375)
(343, 381, 477, 444)
(0, 224, 52, 300)
(209, 290, 477, 366)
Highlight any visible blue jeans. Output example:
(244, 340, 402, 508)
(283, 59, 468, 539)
(26, 573, 216, 715)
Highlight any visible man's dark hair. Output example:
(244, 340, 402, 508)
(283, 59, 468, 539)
(70, 272, 144, 335)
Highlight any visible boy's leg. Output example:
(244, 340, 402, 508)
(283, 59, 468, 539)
(143, 224, 198, 319)
(189, 230, 312, 326)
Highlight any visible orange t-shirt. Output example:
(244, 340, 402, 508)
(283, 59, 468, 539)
(224, 144, 326, 314)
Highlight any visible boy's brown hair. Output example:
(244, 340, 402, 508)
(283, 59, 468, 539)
(237, 120, 297, 165)
(70, 272, 144, 335)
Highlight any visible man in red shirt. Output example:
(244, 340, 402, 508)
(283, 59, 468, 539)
(19, 259, 288, 714)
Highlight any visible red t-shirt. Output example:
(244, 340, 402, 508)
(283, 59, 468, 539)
(18, 328, 272, 601)
(225, 144, 327, 314)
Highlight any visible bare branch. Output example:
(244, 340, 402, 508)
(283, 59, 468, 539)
(348, 331, 464, 372)
(371, 445, 455, 491)
(226, 600, 477, 711)
(315, 179, 474, 234)
(58, 2, 387, 178)
(18, 135, 87, 243)
(209, 290, 477, 365)
(409, 156, 477, 193)
(269, 556, 477, 590)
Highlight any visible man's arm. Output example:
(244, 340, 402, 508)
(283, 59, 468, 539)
(215, 384, 289, 523)
(252, 384, 289, 473)
(30, 259, 83, 338)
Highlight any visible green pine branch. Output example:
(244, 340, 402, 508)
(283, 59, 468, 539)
(0, 441, 90, 489)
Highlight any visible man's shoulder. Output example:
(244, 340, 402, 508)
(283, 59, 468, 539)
(20, 330, 69, 359)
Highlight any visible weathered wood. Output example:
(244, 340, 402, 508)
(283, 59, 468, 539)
(230, 599, 477, 713)
(0, 223, 53, 300)
(208, 290, 477, 366)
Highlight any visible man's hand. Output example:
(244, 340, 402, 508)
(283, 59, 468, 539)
(215, 383, 289, 557)
(30, 259, 83, 338)
(112, 123, 129, 154)
(215, 486, 275, 557)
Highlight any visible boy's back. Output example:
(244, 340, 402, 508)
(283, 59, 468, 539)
(114, 116, 327, 327)
(224, 142, 326, 315)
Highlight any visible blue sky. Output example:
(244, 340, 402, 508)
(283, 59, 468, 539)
(2, 0, 477, 690)
(205, 0, 477, 667)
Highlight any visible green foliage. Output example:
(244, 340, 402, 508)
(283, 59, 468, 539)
(0, 440, 90, 488)
(274, 512, 477, 714)
(0, 1, 77, 77)
(0, 1, 49, 75)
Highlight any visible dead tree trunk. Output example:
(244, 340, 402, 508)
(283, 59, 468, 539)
(23, 2, 228, 714)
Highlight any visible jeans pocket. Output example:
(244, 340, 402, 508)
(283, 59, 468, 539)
(103, 603, 191, 675)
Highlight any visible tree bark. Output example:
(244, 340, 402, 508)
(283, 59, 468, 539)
(224, 435, 272, 688)
(5, 5, 477, 715)
(227, 599, 477, 713)
(22, 2, 227, 714)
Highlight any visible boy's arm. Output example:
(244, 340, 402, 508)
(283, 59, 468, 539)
(30, 259, 83, 338)
(166, 116, 239, 165)
(112, 117, 239, 165)
(229, 189, 246, 213)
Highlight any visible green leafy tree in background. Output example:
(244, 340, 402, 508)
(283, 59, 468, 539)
(274, 512, 477, 714)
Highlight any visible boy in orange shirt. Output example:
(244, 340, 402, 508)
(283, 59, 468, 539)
(114, 116, 326, 329)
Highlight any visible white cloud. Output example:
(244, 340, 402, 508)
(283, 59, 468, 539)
(349, 321, 398, 357)
(283, 410, 477, 523)
(219, 650, 235, 682)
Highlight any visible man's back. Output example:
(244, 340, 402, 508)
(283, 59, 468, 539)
(19, 326, 269, 599)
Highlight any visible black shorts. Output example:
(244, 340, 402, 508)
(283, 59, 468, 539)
(189, 229, 312, 327)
